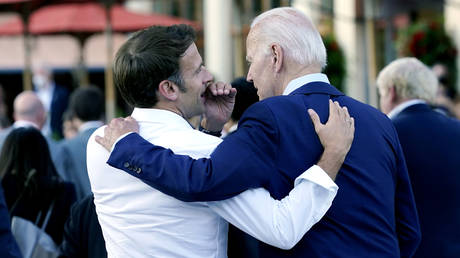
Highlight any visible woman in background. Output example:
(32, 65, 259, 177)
(0, 127, 76, 245)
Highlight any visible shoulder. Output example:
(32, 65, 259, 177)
(152, 128, 223, 158)
(86, 126, 109, 157)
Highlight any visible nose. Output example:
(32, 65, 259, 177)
(246, 70, 253, 83)
(203, 66, 214, 84)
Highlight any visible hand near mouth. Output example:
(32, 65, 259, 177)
(202, 81, 237, 132)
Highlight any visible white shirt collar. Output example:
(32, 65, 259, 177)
(283, 73, 330, 96)
(78, 120, 104, 132)
(387, 99, 426, 119)
(131, 108, 192, 129)
(13, 120, 40, 129)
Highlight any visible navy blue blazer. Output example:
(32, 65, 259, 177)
(108, 82, 421, 257)
(392, 103, 460, 258)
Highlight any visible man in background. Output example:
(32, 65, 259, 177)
(222, 77, 259, 138)
(377, 57, 460, 258)
(33, 65, 69, 139)
(59, 87, 104, 200)
(0, 91, 63, 178)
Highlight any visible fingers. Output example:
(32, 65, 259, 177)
(308, 108, 322, 133)
(95, 134, 111, 152)
(208, 82, 233, 96)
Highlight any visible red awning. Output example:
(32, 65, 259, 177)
(0, 2, 200, 35)
(0, 0, 30, 4)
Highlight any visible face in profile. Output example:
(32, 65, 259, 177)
(245, 31, 278, 100)
(175, 43, 213, 118)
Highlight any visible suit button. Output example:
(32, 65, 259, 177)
(136, 168, 142, 174)
(124, 162, 130, 168)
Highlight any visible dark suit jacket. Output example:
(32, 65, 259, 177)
(59, 194, 107, 258)
(392, 103, 460, 258)
(108, 82, 421, 257)
(48, 84, 69, 139)
(60, 127, 98, 200)
(0, 185, 21, 258)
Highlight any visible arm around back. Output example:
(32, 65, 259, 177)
(107, 102, 279, 202)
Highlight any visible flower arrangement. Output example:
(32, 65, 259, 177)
(397, 21, 457, 88)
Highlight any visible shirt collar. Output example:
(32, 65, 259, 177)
(387, 99, 426, 119)
(283, 73, 330, 96)
(13, 120, 40, 129)
(131, 108, 193, 129)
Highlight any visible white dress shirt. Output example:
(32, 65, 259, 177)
(36, 83, 54, 136)
(87, 108, 338, 257)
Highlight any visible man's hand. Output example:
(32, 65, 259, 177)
(309, 99, 355, 180)
(95, 116, 139, 152)
(202, 81, 237, 131)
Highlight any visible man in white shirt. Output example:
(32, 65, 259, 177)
(87, 25, 354, 257)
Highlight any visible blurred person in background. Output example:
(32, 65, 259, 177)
(222, 77, 259, 138)
(59, 87, 104, 201)
(377, 57, 460, 258)
(431, 63, 458, 118)
(0, 127, 76, 246)
(59, 194, 107, 258)
(33, 64, 70, 140)
(0, 84, 10, 130)
(0, 91, 65, 179)
(62, 110, 78, 140)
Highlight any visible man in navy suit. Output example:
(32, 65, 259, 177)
(377, 57, 460, 258)
(98, 7, 421, 257)
(33, 65, 70, 139)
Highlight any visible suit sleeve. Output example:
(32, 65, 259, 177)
(107, 102, 279, 202)
(393, 131, 421, 257)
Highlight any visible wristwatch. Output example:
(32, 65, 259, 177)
(199, 125, 222, 137)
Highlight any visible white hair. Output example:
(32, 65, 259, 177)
(250, 7, 327, 68)
(376, 57, 438, 102)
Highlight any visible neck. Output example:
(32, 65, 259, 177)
(153, 102, 185, 119)
(279, 63, 322, 93)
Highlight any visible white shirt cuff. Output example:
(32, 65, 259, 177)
(294, 165, 338, 191)
(110, 132, 135, 152)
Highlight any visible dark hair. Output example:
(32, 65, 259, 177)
(68, 87, 104, 122)
(114, 24, 196, 108)
(230, 77, 259, 121)
(0, 127, 61, 204)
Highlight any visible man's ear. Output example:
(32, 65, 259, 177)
(270, 44, 283, 73)
(158, 80, 179, 101)
(389, 85, 397, 102)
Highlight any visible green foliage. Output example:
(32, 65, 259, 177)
(323, 34, 346, 92)
(397, 21, 457, 89)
